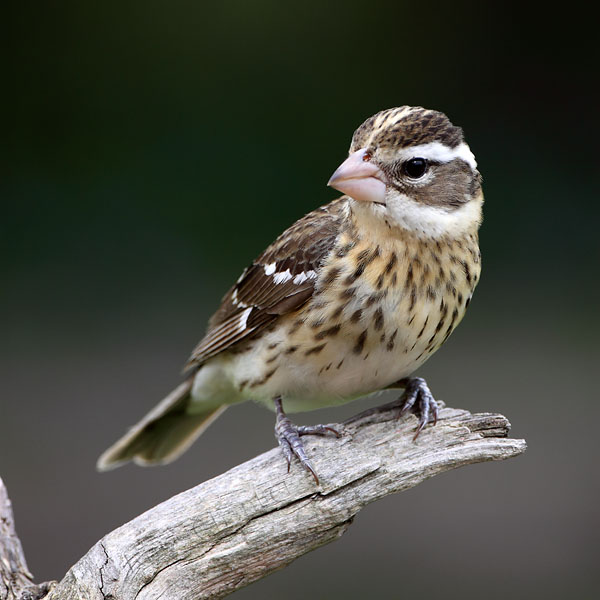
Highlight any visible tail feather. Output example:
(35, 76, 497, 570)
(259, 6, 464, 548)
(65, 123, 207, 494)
(97, 379, 226, 471)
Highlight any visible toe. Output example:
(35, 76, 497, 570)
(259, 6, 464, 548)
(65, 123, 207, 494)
(274, 415, 321, 483)
(296, 424, 342, 438)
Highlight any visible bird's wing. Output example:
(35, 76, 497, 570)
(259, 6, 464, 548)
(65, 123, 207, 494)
(184, 199, 346, 370)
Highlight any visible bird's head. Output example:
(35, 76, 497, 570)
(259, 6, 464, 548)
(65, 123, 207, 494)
(328, 106, 483, 239)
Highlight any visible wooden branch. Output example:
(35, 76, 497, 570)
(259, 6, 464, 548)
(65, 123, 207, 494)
(36, 404, 525, 600)
(1, 405, 526, 600)
(0, 477, 54, 600)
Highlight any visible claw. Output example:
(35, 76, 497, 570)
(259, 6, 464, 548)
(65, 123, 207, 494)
(277, 435, 294, 472)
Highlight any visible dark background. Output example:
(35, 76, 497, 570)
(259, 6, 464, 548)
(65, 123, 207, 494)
(2, 2, 598, 598)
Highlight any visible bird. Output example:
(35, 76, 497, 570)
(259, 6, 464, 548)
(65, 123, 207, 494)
(97, 105, 483, 482)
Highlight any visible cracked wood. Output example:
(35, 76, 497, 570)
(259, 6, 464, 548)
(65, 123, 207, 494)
(1, 477, 53, 600)
(41, 403, 525, 600)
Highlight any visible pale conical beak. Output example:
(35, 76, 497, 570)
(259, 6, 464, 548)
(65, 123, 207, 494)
(327, 148, 387, 204)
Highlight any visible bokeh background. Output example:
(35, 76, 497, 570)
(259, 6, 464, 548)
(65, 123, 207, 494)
(2, 2, 598, 598)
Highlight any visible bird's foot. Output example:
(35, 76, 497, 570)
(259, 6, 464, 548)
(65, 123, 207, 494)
(396, 377, 439, 439)
(344, 377, 439, 439)
(274, 397, 341, 484)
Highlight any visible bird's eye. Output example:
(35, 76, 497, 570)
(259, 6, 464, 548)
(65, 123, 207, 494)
(402, 158, 428, 179)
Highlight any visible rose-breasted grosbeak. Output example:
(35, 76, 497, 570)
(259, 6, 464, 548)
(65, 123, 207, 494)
(98, 106, 483, 482)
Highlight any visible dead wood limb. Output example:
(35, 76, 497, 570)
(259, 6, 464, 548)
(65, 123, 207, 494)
(0, 477, 54, 600)
(3, 404, 526, 600)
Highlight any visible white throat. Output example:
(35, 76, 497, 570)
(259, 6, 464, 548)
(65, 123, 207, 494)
(383, 192, 483, 239)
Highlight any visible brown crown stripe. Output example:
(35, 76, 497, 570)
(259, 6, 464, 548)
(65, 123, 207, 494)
(351, 107, 464, 151)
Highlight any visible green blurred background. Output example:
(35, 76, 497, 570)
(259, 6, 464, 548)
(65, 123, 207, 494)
(2, 2, 598, 598)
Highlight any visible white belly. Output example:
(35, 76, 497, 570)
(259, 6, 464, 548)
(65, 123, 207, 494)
(222, 289, 464, 413)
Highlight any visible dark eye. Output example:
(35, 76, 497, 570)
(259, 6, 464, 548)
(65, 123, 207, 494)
(402, 158, 428, 179)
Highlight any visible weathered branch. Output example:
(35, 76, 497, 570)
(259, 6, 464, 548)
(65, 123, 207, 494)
(1, 405, 526, 599)
(34, 403, 525, 600)
(0, 477, 54, 600)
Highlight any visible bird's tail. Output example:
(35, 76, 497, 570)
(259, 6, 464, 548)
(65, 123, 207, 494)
(96, 379, 227, 471)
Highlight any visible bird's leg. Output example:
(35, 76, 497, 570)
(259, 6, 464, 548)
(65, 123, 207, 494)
(344, 377, 439, 439)
(273, 397, 341, 484)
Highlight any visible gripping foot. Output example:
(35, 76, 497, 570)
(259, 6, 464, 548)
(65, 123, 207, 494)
(396, 377, 439, 439)
(344, 376, 439, 439)
(274, 397, 341, 484)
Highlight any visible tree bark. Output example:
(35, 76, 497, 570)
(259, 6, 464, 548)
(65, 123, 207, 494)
(0, 477, 54, 600)
(2, 403, 526, 600)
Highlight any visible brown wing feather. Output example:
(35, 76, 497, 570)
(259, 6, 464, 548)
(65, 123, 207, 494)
(185, 199, 346, 370)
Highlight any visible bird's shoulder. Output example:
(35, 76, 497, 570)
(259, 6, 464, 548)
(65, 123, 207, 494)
(185, 197, 349, 369)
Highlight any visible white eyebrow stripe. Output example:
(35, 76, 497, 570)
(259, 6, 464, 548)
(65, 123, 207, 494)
(401, 141, 477, 170)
